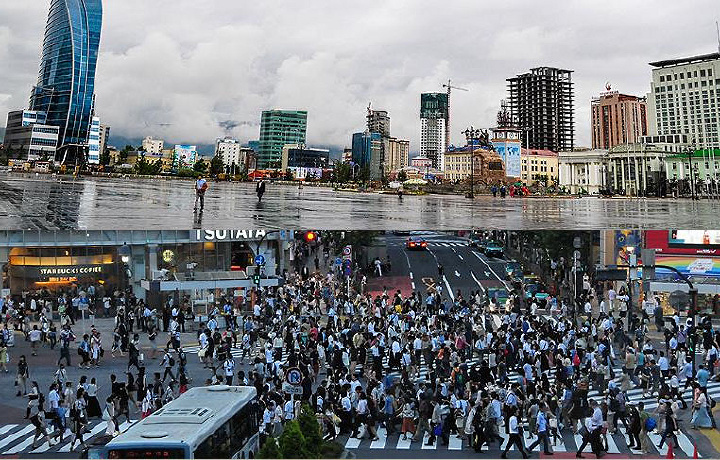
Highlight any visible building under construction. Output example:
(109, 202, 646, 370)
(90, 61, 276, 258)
(507, 67, 575, 152)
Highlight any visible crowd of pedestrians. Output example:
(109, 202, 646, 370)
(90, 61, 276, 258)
(1, 240, 720, 457)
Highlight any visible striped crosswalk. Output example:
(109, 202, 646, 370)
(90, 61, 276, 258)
(340, 423, 704, 456)
(0, 420, 135, 455)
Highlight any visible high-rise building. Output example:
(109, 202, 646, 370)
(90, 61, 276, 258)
(647, 52, 720, 149)
(215, 137, 243, 167)
(352, 131, 383, 180)
(2, 110, 59, 161)
(258, 110, 307, 168)
(591, 90, 648, 149)
(385, 138, 410, 172)
(98, 123, 110, 159)
(367, 110, 391, 137)
(142, 137, 164, 155)
(29, 0, 103, 164)
(87, 116, 100, 164)
(420, 93, 448, 169)
(507, 67, 575, 152)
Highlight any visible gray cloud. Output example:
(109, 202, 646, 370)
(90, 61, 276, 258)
(1, 0, 719, 152)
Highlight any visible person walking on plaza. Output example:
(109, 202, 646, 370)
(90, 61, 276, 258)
(223, 356, 235, 385)
(256, 180, 266, 202)
(526, 402, 553, 455)
(501, 406, 528, 459)
(194, 175, 208, 211)
(28, 383, 54, 449)
(69, 388, 88, 452)
(16, 355, 29, 396)
(160, 348, 176, 382)
(58, 324, 75, 367)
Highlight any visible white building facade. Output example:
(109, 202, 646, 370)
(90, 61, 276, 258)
(647, 52, 720, 149)
(215, 137, 243, 167)
(421, 117, 446, 171)
(142, 136, 164, 155)
(87, 116, 101, 164)
(3, 110, 59, 161)
(558, 149, 608, 194)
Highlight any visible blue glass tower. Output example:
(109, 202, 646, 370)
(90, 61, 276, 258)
(30, 0, 103, 163)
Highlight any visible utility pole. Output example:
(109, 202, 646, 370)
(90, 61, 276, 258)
(462, 127, 480, 199)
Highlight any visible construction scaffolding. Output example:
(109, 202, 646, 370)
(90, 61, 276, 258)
(507, 67, 575, 152)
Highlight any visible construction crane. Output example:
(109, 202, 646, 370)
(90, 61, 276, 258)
(442, 80, 468, 157)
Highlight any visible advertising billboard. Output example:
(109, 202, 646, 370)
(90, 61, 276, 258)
(494, 141, 522, 178)
(655, 255, 720, 277)
(174, 145, 197, 168)
(669, 230, 720, 247)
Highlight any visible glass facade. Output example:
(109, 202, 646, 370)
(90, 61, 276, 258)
(30, 0, 103, 162)
(258, 110, 307, 168)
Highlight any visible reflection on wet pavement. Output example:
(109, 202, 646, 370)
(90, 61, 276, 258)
(0, 174, 717, 230)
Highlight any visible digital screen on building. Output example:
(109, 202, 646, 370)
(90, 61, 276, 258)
(669, 230, 720, 247)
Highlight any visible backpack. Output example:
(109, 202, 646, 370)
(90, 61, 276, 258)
(645, 417, 657, 431)
(168, 356, 175, 367)
(609, 395, 620, 412)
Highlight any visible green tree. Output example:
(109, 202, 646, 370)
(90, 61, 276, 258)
(99, 148, 111, 166)
(257, 436, 281, 459)
(278, 420, 308, 459)
(210, 155, 224, 176)
(333, 162, 352, 184)
(119, 144, 133, 164)
(297, 404, 323, 457)
(193, 159, 207, 174)
(356, 165, 370, 183)
(397, 169, 408, 182)
(284, 169, 294, 181)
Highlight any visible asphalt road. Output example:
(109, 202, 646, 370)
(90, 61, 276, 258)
(2, 174, 720, 229)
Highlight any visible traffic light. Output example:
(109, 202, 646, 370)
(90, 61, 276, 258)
(253, 274, 261, 286)
(304, 231, 318, 243)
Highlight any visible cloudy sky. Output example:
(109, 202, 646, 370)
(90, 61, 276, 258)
(1, 0, 720, 153)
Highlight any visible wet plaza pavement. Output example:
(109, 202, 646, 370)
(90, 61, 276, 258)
(1, 173, 719, 230)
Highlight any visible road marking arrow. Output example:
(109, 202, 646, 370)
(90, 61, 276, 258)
(455, 270, 461, 277)
(485, 271, 490, 277)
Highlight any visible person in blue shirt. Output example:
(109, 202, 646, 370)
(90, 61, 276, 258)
(696, 364, 710, 391)
(527, 402, 553, 454)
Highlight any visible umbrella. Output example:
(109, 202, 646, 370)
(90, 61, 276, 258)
(389, 181, 402, 189)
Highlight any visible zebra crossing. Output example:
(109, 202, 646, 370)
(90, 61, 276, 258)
(0, 420, 134, 455)
(339, 422, 703, 456)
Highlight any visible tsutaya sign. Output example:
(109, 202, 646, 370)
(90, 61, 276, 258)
(195, 229, 267, 241)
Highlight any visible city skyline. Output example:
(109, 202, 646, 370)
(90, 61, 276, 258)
(1, 1, 719, 154)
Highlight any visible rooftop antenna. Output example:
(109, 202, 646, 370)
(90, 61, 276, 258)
(716, 21, 720, 53)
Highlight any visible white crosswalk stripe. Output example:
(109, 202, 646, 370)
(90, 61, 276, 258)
(0, 419, 135, 455)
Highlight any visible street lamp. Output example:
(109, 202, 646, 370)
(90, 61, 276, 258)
(462, 127, 481, 199)
(118, 243, 132, 298)
(625, 246, 637, 333)
(118, 243, 131, 264)
(688, 143, 699, 200)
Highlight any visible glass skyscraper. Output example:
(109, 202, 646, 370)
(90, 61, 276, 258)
(30, 0, 103, 163)
(258, 110, 307, 168)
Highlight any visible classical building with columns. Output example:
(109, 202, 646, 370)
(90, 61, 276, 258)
(558, 149, 608, 194)
(607, 143, 668, 196)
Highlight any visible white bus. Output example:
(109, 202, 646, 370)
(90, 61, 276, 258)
(100, 385, 261, 459)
